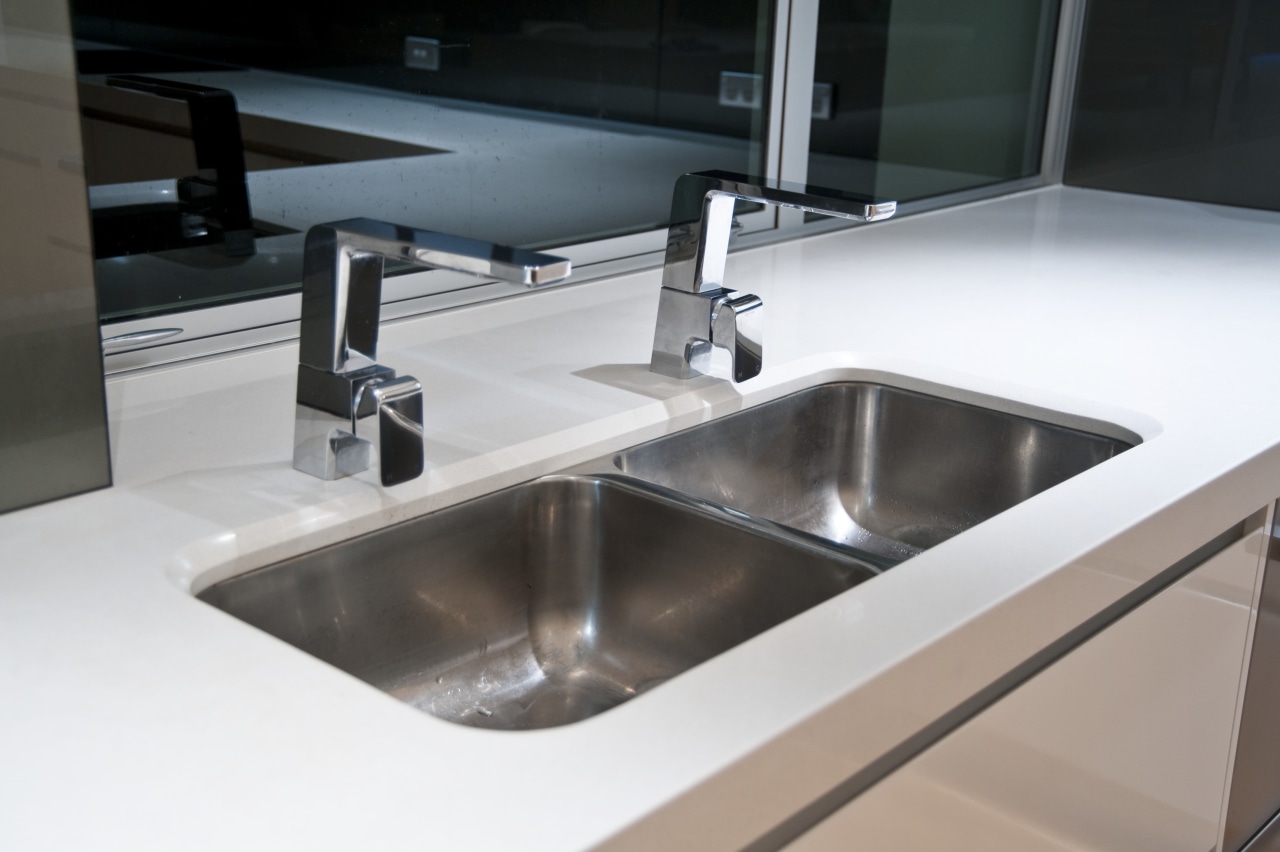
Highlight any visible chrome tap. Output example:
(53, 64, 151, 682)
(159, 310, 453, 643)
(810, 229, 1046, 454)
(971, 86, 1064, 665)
(650, 170, 896, 382)
(293, 218, 571, 486)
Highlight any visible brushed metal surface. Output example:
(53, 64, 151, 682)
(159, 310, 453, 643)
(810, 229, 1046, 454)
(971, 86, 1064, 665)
(614, 383, 1135, 561)
(203, 381, 1134, 731)
(199, 475, 878, 730)
(0, 3, 112, 514)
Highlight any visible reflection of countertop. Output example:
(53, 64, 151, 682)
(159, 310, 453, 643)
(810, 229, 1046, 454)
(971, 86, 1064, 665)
(89, 67, 758, 327)
(5, 186, 1280, 850)
(89, 67, 986, 246)
(92, 68, 754, 246)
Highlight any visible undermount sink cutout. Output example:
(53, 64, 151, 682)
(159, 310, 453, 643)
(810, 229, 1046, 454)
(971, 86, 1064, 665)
(612, 382, 1137, 561)
(198, 381, 1136, 731)
(198, 475, 877, 731)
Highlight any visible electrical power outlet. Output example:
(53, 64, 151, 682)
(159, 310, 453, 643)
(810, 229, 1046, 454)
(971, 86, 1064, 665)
(719, 72, 834, 119)
(404, 36, 441, 71)
(719, 71, 763, 110)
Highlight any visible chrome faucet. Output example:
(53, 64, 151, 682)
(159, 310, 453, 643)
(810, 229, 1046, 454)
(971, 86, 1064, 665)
(293, 218, 571, 486)
(650, 170, 896, 382)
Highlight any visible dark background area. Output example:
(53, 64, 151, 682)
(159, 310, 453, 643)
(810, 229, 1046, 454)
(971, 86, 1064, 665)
(71, 0, 774, 139)
(810, 0, 892, 162)
(1067, 0, 1280, 210)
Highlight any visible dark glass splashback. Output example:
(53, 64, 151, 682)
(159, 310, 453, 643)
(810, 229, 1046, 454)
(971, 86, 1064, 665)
(807, 0, 1058, 203)
(71, 0, 773, 323)
(1066, 0, 1280, 210)
(71, 1, 769, 142)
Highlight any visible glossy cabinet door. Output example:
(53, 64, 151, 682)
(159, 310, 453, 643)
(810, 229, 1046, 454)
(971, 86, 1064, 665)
(784, 520, 1267, 851)
(1222, 504, 1280, 851)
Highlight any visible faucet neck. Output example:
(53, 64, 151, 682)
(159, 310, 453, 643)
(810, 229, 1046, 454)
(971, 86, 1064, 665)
(659, 170, 896, 295)
(292, 218, 571, 485)
(298, 218, 574, 378)
(299, 224, 387, 375)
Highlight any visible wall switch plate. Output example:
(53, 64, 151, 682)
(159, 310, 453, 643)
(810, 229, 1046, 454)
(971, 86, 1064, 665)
(812, 82, 834, 120)
(405, 36, 441, 71)
(719, 71, 763, 110)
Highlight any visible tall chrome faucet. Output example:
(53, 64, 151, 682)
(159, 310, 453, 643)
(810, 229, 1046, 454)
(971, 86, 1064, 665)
(293, 218, 571, 486)
(650, 170, 896, 382)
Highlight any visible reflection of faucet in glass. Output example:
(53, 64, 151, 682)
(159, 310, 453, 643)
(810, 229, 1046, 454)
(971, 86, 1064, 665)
(101, 75, 255, 257)
(650, 170, 897, 382)
(293, 218, 571, 486)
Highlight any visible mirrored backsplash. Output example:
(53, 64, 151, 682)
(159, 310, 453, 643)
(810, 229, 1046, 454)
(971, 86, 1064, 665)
(72, 0, 1067, 333)
(807, 0, 1058, 204)
(71, 0, 773, 321)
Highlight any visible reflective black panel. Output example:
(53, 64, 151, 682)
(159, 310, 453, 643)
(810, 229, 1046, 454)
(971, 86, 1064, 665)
(807, 0, 1059, 203)
(1066, 0, 1280, 211)
(70, 1, 775, 321)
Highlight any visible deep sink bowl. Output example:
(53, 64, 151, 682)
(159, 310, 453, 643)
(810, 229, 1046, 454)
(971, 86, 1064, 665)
(199, 381, 1136, 731)
(614, 383, 1136, 562)
(198, 475, 877, 731)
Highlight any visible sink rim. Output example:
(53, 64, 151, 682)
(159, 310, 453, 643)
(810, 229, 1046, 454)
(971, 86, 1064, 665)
(577, 379, 1142, 562)
(189, 374, 1143, 732)
(182, 371, 1153, 600)
(195, 471, 886, 731)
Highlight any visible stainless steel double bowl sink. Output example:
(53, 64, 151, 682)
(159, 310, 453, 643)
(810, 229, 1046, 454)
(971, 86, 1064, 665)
(198, 382, 1135, 730)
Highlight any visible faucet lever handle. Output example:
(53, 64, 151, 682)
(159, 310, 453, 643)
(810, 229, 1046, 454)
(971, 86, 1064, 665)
(367, 376, 425, 487)
(711, 292, 763, 383)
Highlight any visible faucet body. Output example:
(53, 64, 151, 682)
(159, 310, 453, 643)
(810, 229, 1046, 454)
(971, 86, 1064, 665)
(650, 170, 896, 382)
(293, 218, 571, 486)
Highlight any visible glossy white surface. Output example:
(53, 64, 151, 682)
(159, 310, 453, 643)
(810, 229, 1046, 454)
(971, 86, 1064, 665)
(5, 187, 1280, 850)
(784, 525, 1266, 851)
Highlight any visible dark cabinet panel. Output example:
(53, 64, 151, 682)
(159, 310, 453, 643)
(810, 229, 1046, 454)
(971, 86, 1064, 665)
(0, 1, 112, 514)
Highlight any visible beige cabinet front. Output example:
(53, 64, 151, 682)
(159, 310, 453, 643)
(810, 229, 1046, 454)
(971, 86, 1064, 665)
(785, 520, 1267, 851)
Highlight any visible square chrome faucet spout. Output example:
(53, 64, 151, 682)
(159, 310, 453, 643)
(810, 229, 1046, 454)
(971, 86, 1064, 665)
(650, 170, 895, 383)
(293, 218, 571, 486)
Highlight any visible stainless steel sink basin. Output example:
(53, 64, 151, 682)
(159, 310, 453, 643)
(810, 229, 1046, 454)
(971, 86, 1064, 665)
(198, 475, 878, 730)
(199, 381, 1136, 731)
(612, 383, 1136, 562)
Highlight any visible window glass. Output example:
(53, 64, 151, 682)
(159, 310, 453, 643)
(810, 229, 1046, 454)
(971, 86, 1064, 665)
(70, 1, 774, 322)
(1066, 0, 1280, 212)
(806, 0, 1059, 203)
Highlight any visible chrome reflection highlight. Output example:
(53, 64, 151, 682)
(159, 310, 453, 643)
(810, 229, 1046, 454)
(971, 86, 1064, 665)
(650, 170, 896, 382)
(292, 218, 571, 486)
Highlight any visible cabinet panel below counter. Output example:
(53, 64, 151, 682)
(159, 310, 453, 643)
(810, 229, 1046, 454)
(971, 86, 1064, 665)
(784, 513, 1268, 851)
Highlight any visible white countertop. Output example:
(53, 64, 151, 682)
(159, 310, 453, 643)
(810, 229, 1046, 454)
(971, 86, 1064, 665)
(5, 186, 1280, 851)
